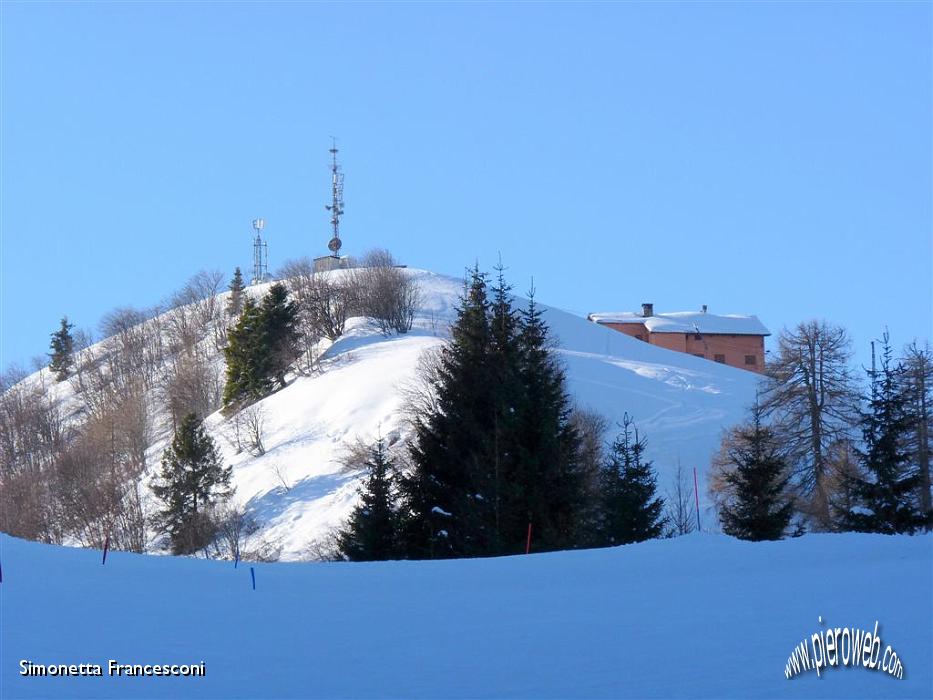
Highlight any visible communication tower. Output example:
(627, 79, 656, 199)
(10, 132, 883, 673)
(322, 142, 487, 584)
(251, 218, 268, 284)
(325, 140, 344, 257)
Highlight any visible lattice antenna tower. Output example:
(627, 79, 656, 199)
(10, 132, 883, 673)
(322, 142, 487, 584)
(251, 218, 268, 284)
(325, 140, 344, 257)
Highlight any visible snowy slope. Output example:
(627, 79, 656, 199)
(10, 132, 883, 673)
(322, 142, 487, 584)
(11, 269, 761, 559)
(1, 532, 930, 699)
(202, 270, 760, 558)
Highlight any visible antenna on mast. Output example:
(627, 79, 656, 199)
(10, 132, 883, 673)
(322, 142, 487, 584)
(251, 218, 268, 285)
(325, 139, 344, 257)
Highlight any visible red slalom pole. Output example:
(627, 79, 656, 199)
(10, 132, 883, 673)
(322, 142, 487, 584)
(102, 535, 110, 566)
(693, 467, 701, 532)
(525, 522, 533, 554)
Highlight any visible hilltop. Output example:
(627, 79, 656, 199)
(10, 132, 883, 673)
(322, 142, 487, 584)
(6, 268, 760, 559)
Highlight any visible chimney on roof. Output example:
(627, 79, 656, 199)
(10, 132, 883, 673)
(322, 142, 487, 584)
(701, 304, 708, 313)
(641, 302, 654, 318)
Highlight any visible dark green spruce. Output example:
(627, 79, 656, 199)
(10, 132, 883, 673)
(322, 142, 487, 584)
(227, 267, 245, 318)
(402, 266, 497, 558)
(152, 412, 233, 555)
(837, 336, 931, 533)
(337, 437, 402, 561)
(600, 414, 666, 545)
(507, 287, 584, 552)
(48, 316, 75, 381)
(223, 282, 299, 408)
(718, 402, 794, 541)
(400, 264, 585, 559)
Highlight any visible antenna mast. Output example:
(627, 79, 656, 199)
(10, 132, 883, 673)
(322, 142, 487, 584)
(251, 218, 268, 284)
(325, 140, 344, 257)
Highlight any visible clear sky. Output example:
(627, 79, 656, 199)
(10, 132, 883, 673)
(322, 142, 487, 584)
(2, 1, 930, 374)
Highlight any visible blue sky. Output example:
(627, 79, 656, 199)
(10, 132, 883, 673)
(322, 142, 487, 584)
(2, 2, 930, 373)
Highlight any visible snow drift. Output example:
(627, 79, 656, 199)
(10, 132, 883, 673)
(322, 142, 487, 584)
(0, 532, 929, 698)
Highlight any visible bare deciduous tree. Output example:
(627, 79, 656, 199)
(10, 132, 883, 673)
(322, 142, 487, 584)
(204, 504, 280, 562)
(566, 407, 610, 547)
(222, 407, 246, 454)
(163, 351, 222, 429)
(0, 371, 66, 542)
(401, 346, 445, 427)
(760, 320, 859, 527)
(302, 528, 345, 562)
(99, 306, 161, 393)
(280, 258, 322, 373)
(820, 438, 863, 530)
(272, 463, 291, 493)
(902, 340, 932, 524)
(182, 270, 226, 350)
(351, 249, 421, 335)
(664, 461, 696, 536)
(308, 273, 354, 342)
(242, 403, 267, 456)
(51, 402, 148, 552)
(280, 257, 354, 357)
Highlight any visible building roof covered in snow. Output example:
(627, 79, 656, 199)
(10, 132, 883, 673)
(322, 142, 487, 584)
(587, 310, 770, 336)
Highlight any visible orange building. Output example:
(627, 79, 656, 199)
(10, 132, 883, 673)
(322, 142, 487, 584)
(587, 303, 770, 373)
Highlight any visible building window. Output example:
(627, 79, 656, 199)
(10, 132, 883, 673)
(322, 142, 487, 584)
(693, 353, 704, 358)
(714, 354, 725, 364)
(745, 354, 757, 366)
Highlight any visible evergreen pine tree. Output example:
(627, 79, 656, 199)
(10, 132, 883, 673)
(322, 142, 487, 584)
(48, 316, 75, 381)
(507, 287, 583, 552)
(486, 263, 523, 553)
(718, 402, 794, 541)
(838, 336, 931, 533)
(601, 414, 666, 545)
(222, 283, 300, 408)
(258, 282, 300, 389)
(402, 266, 498, 558)
(227, 267, 245, 318)
(337, 437, 401, 561)
(152, 412, 233, 554)
(223, 296, 265, 407)
(402, 264, 588, 558)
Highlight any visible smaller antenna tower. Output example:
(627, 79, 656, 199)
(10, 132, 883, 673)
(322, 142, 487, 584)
(325, 140, 344, 257)
(251, 218, 268, 285)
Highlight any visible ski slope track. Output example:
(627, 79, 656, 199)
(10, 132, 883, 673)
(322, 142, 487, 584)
(14, 269, 762, 558)
(1, 532, 930, 698)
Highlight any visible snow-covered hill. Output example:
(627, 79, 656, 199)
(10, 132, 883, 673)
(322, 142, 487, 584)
(13, 269, 762, 559)
(1, 531, 929, 698)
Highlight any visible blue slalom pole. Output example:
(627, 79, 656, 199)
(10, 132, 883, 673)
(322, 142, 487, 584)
(250, 567, 256, 591)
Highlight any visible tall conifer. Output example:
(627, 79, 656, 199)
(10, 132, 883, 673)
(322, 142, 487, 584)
(403, 266, 497, 558)
(227, 267, 245, 318)
(152, 412, 233, 554)
(223, 283, 299, 407)
(224, 296, 265, 406)
(508, 288, 583, 552)
(718, 402, 794, 541)
(601, 414, 666, 545)
(337, 438, 401, 561)
(48, 316, 75, 381)
(838, 336, 931, 533)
